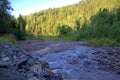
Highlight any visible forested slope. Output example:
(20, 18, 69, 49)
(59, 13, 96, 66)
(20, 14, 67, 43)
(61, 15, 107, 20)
(22, 0, 120, 37)
(1, 0, 120, 46)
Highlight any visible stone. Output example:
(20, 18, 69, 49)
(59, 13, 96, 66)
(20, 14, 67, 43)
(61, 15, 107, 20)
(21, 63, 30, 70)
(26, 71, 35, 78)
(30, 64, 44, 75)
(0, 60, 10, 68)
(0, 68, 26, 80)
(17, 56, 28, 66)
(0, 43, 62, 80)
(1, 42, 120, 80)
(27, 58, 36, 66)
(27, 77, 39, 80)
(2, 57, 10, 61)
(39, 61, 49, 69)
(49, 62, 61, 69)
(78, 54, 86, 58)
(84, 60, 91, 67)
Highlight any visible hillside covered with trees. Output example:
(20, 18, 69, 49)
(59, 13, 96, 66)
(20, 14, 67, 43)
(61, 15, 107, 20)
(0, 0, 120, 46)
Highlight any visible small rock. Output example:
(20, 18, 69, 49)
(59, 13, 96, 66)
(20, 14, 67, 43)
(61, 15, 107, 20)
(0, 68, 26, 80)
(78, 54, 86, 58)
(21, 63, 30, 70)
(2, 57, 10, 61)
(17, 56, 28, 66)
(84, 60, 91, 67)
(28, 76, 39, 80)
(30, 64, 44, 75)
(0, 60, 10, 68)
(27, 58, 36, 66)
(26, 71, 35, 78)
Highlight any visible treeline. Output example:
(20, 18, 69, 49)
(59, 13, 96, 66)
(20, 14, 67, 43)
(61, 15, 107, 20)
(22, 0, 120, 37)
(1, 0, 120, 46)
(72, 8, 120, 46)
(0, 0, 26, 40)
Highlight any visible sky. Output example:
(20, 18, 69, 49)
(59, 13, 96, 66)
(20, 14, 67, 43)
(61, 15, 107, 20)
(10, 0, 81, 17)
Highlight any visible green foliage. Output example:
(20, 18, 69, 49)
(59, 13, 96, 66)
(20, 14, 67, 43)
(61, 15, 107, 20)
(23, 0, 119, 37)
(0, 0, 12, 34)
(59, 25, 73, 37)
(0, 0, 27, 40)
(18, 0, 120, 47)
(89, 8, 120, 40)
(70, 7, 120, 46)
(9, 28, 26, 40)
(90, 38, 120, 47)
(1, 0, 119, 46)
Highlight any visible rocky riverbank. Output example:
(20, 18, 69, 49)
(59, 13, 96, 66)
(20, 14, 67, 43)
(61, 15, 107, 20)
(0, 41, 120, 80)
(37, 46, 120, 80)
(0, 43, 62, 80)
(93, 48, 120, 74)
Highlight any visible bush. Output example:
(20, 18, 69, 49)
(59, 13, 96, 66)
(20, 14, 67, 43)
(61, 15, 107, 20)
(9, 28, 26, 40)
(90, 38, 120, 47)
(59, 25, 73, 37)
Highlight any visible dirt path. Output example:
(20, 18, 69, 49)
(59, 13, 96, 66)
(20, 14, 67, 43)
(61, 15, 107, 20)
(18, 40, 120, 80)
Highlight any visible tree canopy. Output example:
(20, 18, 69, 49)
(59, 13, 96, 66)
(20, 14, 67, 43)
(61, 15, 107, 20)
(22, 0, 120, 37)
(0, 0, 26, 40)
(0, 0, 120, 46)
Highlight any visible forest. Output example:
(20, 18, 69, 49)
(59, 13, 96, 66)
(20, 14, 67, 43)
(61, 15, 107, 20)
(0, 0, 120, 46)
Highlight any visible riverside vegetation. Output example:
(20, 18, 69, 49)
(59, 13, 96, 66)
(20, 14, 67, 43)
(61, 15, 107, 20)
(0, 0, 120, 45)
(0, 0, 120, 80)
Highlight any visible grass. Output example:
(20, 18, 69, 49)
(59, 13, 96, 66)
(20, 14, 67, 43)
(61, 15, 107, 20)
(0, 35, 17, 44)
(26, 35, 120, 47)
(89, 38, 120, 47)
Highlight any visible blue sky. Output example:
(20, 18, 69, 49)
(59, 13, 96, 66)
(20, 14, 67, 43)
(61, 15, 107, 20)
(10, 0, 81, 17)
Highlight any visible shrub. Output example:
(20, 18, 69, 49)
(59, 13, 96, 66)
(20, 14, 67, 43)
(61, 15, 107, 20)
(59, 25, 73, 37)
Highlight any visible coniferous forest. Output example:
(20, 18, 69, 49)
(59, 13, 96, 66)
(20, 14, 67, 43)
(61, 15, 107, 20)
(0, 0, 120, 46)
